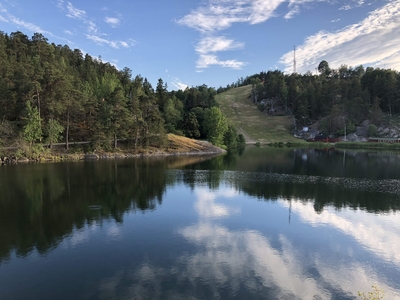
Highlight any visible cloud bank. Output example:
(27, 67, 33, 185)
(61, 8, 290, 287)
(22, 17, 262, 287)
(280, 0, 400, 72)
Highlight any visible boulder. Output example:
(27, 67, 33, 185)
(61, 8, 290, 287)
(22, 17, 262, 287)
(17, 157, 29, 163)
(84, 153, 99, 160)
(356, 126, 367, 137)
(347, 133, 361, 142)
(360, 120, 370, 127)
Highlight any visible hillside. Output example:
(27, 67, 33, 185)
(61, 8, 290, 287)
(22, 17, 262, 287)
(215, 85, 301, 144)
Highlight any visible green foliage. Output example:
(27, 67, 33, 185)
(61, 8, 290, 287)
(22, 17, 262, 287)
(22, 101, 42, 145)
(223, 124, 238, 149)
(203, 107, 228, 147)
(46, 118, 64, 146)
(358, 286, 384, 300)
(367, 124, 378, 137)
(237, 134, 245, 146)
(181, 112, 200, 138)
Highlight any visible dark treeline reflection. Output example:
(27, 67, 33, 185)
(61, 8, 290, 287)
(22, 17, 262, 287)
(1, 147, 400, 262)
(0, 155, 212, 263)
(179, 147, 400, 212)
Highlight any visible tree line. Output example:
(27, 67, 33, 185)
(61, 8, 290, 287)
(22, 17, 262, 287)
(0, 31, 244, 154)
(229, 61, 399, 136)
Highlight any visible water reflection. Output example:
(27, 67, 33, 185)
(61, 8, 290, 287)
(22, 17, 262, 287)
(178, 187, 400, 299)
(284, 200, 400, 266)
(2, 148, 400, 299)
(179, 191, 326, 299)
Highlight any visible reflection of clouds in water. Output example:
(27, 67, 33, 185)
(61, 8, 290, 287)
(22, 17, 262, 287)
(179, 222, 327, 299)
(107, 224, 122, 239)
(93, 186, 400, 299)
(195, 188, 240, 218)
(68, 223, 98, 247)
(284, 200, 400, 266)
(69, 229, 89, 247)
(282, 200, 400, 298)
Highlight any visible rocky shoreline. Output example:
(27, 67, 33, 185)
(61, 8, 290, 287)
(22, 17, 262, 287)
(0, 140, 226, 165)
(295, 119, 400, 142)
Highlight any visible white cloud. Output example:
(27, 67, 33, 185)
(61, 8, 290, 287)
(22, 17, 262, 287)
(105, 17, 120, 28)
(284, 5, 300, 19)
(65, 1, 86, 20)
(195, 36, 244, 54)
(197, 54, 246, 69)
(171, 78, 189, 90)
(57, 1, 135, 50)
(177, 0, 286, 70)
(0, 4, 54, 36)
(178, 0, 335, 71)
(177, 0, 285, 33)
(339, 0, 365, 10)
(280, 0, 400, 73)
(86, 35, 135, 49)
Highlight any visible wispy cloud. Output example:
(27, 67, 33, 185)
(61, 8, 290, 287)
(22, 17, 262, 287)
(65, 1, 86, 20)
(171, 78, 189, 90)
(339, 0, 365, 10)
(105, 17, 121, 28)
(280, 0, 400, 73)
(178, 0, 334, 71)
(0, 3, 75, 45)
(0, 3, 50, 34)
(197, 54, 246, 69)
(195, 36, 244, 54)
(177, 0, 285, 33)
(86, 35, 135, 49)
(58, 1, 134, 49)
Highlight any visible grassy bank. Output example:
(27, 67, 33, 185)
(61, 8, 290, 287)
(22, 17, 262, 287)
(0, 134, 225, 164)
(335, 141, 400, 150)
(216, 85, 300, 144)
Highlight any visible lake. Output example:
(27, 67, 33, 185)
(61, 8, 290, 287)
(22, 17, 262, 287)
(1, 146, 400, 299)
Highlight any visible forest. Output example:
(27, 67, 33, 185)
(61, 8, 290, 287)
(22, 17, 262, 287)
(0, 31, 243, 157)
(225, 60, 400, 137)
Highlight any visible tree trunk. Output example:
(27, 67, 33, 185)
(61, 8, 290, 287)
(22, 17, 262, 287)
(36, 87, 41, 121)
(135, 127, 140, 149)
(66, 108, 69, 150)
(114, 133, 117, 149)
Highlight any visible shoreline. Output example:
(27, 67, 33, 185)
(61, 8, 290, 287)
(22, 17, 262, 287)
(0, 136, 227, 165)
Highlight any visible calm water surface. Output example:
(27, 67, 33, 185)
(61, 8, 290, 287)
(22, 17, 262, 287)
(1, 147, 400, 299)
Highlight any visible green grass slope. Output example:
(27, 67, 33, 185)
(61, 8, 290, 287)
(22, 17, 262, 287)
(215, 85, 301, 144)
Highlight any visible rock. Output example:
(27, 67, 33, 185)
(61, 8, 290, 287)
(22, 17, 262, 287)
(360, 120, 370, 127)
(382, 128, 390, 135)
(347, 133, 360, 142)
(84, 153, 99, 160)
(356, 126, 367, 137)
(390, 129, 398, 137)
(17, 157, 29, 163)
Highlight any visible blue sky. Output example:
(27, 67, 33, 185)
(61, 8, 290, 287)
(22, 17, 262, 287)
(0, 0, 399, 90)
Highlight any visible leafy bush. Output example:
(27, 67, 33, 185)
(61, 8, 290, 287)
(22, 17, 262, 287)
(367, 124, 378, 137)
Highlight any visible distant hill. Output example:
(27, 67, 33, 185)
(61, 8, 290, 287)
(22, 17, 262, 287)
(215, 85, 301, 143)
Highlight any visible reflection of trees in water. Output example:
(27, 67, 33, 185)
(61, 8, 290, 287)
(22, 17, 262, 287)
(225, 171, 400, 213)
(172, 169, 400, 214)
(2, 148, 400, 263)
(0, 158, 170, 263)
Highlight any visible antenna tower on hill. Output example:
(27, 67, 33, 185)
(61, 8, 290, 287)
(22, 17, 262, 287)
(293, 45, 297, 74)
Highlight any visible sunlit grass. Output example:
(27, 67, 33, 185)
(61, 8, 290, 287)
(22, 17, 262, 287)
(216, 85, 301, 143)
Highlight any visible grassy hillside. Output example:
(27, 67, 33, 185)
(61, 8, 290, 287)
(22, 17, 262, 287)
(215, 85, 301, 144)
